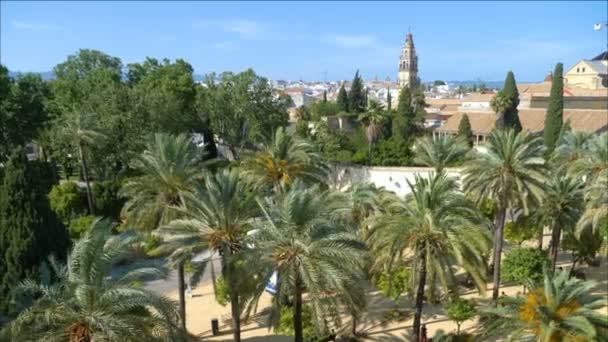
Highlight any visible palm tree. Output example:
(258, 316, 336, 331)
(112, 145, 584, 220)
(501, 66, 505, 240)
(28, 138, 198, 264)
(537, 173, 583, 270)
(358, 100, 387, 165)
(413, 135, 469, 173)
(159, 169, 258, 342)
(120, 133, 201, 329)
(482, 270, 608, 341)
(555, 131, 593, 165)
(4, 219, 180, 341)
(245, 127, 327, 192)
(463, 129, 547, 302)
(250, 183, 367, 342)
(60, 111, 107, 214)
(490, 92, 513, 130)
(369, 173, 491, 339)
(577, 172, 608, 238)
(571, 133, 607, 185)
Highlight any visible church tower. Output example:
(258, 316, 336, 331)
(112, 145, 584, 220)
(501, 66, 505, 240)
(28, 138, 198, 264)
(398, 31, 418, 88)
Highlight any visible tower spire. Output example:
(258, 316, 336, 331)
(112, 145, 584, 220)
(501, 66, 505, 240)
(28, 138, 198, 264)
(398, 30, 418, 88)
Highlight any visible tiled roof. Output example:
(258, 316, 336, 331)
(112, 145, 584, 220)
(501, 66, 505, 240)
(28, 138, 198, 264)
(436, 109, 608, 135)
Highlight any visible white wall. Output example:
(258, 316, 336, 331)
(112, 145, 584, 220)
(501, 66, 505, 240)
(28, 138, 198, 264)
(330, 166, 462, 197)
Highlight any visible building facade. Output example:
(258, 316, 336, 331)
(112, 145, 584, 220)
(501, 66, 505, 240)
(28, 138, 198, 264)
(398, 32, 418, 88)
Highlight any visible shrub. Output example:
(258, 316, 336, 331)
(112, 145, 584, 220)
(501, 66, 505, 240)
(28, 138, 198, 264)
(93, 179, 124, 219)
(376, 267, 410, 300)
(504, 221, 536, 246)
(48, 181, 87, 223)
(371, 137, 412, 166)
(68, 215, 95, 239)
(502, 247, 549, 289)
(142, 233, 164, 256)
(213, 260, 259, 307)
(445, 299, 476, 334)
(274, 304, 316, 338)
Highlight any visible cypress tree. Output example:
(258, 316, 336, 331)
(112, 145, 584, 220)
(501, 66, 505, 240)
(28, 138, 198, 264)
(322, 90, 327, 103)
(393, 86, 424, 140)
(501, 71, 522, 132)
(0, 148, 70, 314)
(387, 88, 392, 111)
(543, 63, 563, 154)
(337, 85, 349, 112)
(348, 70, 366, 113)
(457, 113, 474, 147)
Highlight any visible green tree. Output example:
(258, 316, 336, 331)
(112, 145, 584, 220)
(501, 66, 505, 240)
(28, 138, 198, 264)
(370, 174, 490, 339)
(500, 71, 522, 132)
(119, 133, 202, 329)
(433, 80, 446, 86)
(3, 219, 181, 341)
(537, 173, 583, 270)
(393, 86, 425, 141)
(543, 63, 564, 155)
(47, 181, 87, 224)
(0, 70, 51, 160)
(199, 70, 289, 160)
(358, 100, 387, 165)
(0, 148, 70, 315)
(160, 169, 259, 342)
(490, 92, 513, 130)
(457, 114, 474, 147)
(386, 88, 392, 111)
(446, 299, 476, 335)
(413, 135, 469, 173)
(463, 129, 547, 302)
(482, 270, 608, 341)
(337, 84, 349, 112)
(251, 184, 367, 342)
(502, 248, 549, 291)
(348, 70, 366, 113)
(245, 127, 327, 192)
(57, 112, 107, 214)
(322, 90, 327, 103)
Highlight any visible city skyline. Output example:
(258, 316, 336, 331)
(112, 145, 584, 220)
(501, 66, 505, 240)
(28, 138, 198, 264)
(1, 1, 606, 82)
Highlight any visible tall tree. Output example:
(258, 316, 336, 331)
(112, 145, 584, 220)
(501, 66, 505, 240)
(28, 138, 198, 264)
(386, 87, 392, 111)
(393, 86, 424, 141)
(252, 184, 367, 342)
(358, 100, 387, 165)
(490, 92, 513, 130)
(322, 90, 327, 103)
(500, 71, 522, 132)
(0, 148, 70, 315)
(199, 69, 289, 160)
(120, 133, 202, 329)
(463, 129, 547, 302)
(336, 84, 349, 112)
(370, 174, 490, 339)
(543, 63, 564, 155)
(58, 112, 107, 214)
(160, 169, 259, 342)
(0, 70, 51, 160)
(457, 114, 474, 147)
(348, 70, 366, 113)
(4, 219, 181, 341)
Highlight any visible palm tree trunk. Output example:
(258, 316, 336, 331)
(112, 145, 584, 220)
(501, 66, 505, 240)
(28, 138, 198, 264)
(412, 252, 427, 340)
(293, 276, 304, 342)
(492, 208, 507, 303)
(549, 224, 562, 271)
(537, 226, 544, 250)
(78, 142, 95, 215)
(368, 141, 372, 166)
(210, 255, 217, 294)
(351, 312, 357, 336)
(177, 262, 187, 330)
(228, 260, 241, 342)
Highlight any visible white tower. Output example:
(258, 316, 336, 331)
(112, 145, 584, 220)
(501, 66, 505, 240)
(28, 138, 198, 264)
(398, 31, 418, 88)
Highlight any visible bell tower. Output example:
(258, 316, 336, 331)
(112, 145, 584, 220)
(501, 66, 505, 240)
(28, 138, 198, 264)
(398, 31, 418, 88)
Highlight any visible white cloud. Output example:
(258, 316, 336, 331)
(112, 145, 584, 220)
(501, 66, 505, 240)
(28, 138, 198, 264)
(12, 20, 60, 31)
(324, 34, 377, 48)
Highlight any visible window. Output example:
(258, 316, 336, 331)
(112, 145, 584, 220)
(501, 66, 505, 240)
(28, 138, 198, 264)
(577, 68, 580, 73)
(582, 67, 586, 73)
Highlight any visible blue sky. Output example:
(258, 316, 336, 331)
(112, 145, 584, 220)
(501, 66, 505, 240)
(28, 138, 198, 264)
(1, 1, 606, 82)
